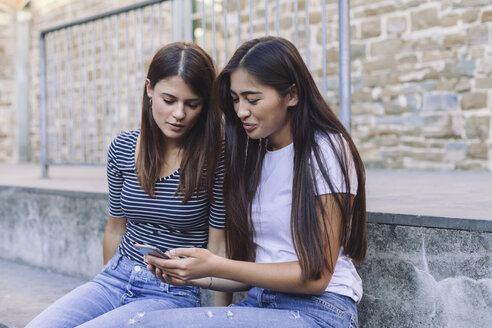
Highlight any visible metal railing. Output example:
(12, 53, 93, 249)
(39, 0, 351, 177)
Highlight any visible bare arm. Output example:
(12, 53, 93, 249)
(207, 227, 233, 306)
(147, 194, 343, 295)
(102, 216, 127, 264)
(177, 276, 250, 293)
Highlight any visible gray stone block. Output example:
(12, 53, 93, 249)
(465, 116, 490, 140)
(357, 223, 492, 328)
(482, 11, 492, 22)
(421, 114, 457, 138)
(405, 94, 421, 113)
(442, 60, 475, 78)
(467, 24, 489, 45)
(0, 187, 107, 280)
(387, 16, 407, 35)
(411, 7, 438, 31)
(461, 92, 488, 110)
(422, 94, 459, 112)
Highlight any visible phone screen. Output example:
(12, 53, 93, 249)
(134, 243, 170, 259)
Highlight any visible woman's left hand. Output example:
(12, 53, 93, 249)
(145, 247, 216, 281)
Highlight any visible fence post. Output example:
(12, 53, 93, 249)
(184, 0, 193, 41)
(16, 10, 31, 163)
(39, 32, 48, 177)
(339, 0, 351, 134)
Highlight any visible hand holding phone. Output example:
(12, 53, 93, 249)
(134, 243, 170, 259)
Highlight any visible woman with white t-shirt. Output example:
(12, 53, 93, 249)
(135, 36, 367, 327)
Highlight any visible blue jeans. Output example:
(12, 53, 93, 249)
(25, 252, 200, 328)
(100, 286, 358, 328)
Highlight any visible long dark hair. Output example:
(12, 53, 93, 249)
(137, 42, 220, 201)
(217, 36, 366, 281)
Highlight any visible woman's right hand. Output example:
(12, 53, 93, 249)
(152, 264, 200, 287)
(146, 251, 181, 284)
(145, 247, 217, 281)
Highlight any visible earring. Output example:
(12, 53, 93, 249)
(149, 98, 152, 106)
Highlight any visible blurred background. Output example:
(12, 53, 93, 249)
(0, 1, 491, 327)
(0, 0, 491, 172)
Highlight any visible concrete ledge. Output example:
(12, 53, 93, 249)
(0, 186, 107, 280)
(0, 185, 107, 198)
(1, 165, 491, 221)
(368, 212, 492, 232)
(357, 223, 492, 327)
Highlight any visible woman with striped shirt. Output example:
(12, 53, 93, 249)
(26, 42, 228, 328)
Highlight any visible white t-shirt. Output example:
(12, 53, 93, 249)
(251, 133, 362, 303)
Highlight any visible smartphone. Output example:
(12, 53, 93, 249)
(134, 243, 170, 259)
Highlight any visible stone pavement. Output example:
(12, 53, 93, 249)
(366, 169, 492, 221)
(0, 257, 85, 328)
(0, 164, 490, 220)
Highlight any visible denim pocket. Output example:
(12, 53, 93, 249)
(102, 254, 118, 271)
(310, 293, 358, 328)
(310, 296, 347, 318)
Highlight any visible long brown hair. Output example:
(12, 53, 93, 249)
(137, 42, 221, 201)
(217, 36, 366, 281)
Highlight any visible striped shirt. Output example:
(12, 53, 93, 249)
(107, 130, 225, 265)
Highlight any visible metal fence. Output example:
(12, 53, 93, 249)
(39, 0, 351, 177)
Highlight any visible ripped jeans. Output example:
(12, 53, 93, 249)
(100, 286, 358, 328)
(25, 252, 200, 328)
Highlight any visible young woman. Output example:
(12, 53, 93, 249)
(26, 42, 229, 328)
(112, 36, 366, 327)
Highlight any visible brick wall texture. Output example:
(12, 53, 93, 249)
(1, 0, 491, 170)
(0, 8, 15, 162)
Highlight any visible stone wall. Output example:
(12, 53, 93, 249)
(0, 186, 108, 279)
(0, 7, 15, 163)
(346, 0, 492, 170)
(193, 0, 492, 171)
(2, 0, 492, 170)
(233, 0, 492, 170)
(357, 222, 492, 327)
